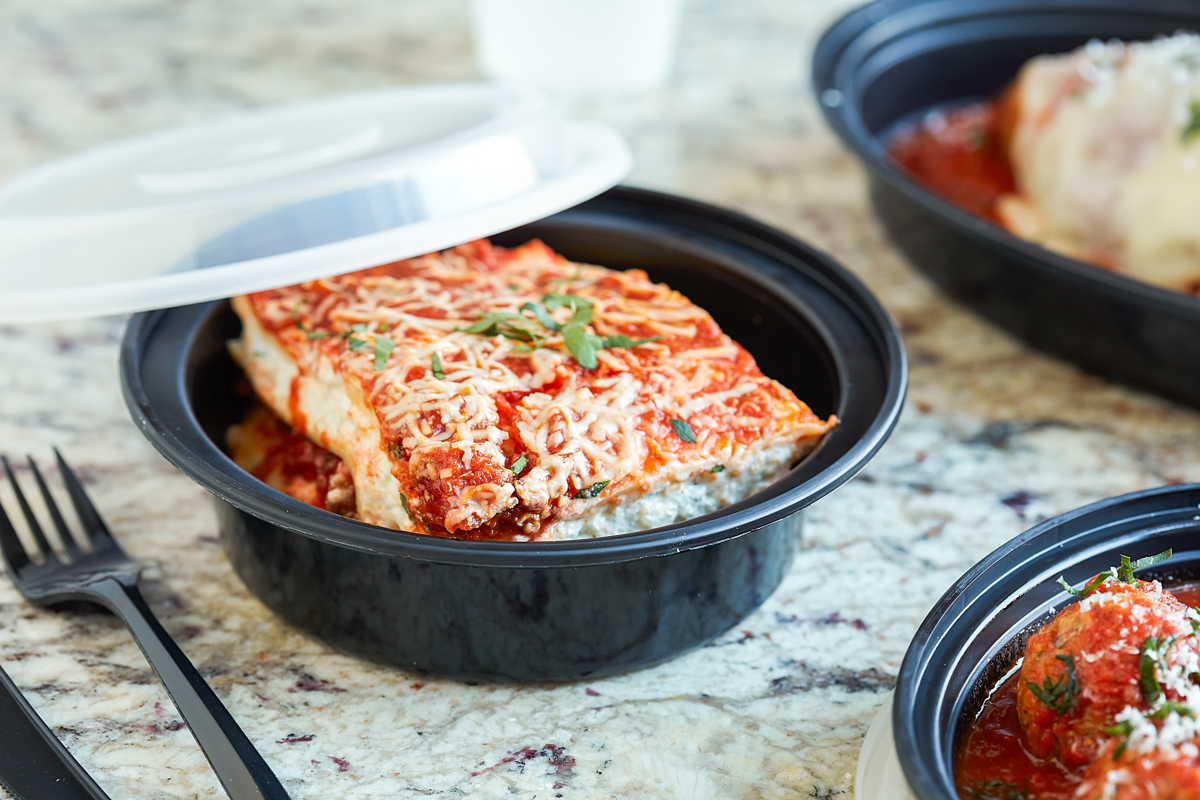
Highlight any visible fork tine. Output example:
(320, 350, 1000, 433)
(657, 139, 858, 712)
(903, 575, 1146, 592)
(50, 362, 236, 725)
(27, 456, 83, 559)
(0, 485, 30, 572)
(1, 456, 58, 562)
(52, 448, 115, 547)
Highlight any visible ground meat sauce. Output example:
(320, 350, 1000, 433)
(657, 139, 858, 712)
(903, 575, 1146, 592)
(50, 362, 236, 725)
(886, 99, 1016, 223)
(955, 584, 1200, 799)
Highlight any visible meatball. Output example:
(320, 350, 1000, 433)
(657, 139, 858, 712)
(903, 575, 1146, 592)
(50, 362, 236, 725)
(1076, 733, 1200, 800)
(1017, 578, 1200, 765)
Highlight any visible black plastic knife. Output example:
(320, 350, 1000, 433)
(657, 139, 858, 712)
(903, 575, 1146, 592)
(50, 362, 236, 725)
(0, 664, 111, 800)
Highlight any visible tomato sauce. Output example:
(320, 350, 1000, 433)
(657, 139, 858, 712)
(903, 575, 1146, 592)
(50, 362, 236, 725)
(955, 584, 1200, 799)
(886, 100, 1016, 223)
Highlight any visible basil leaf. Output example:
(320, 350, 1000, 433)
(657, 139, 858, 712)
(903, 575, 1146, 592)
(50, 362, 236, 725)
(350, 323, 368, 332)
(520, 302, 560, 332)
(499, 324, 542, 345)
(511, 455, 528, 475)
(463, 311, 522, 335)
(543, 292, 592, 312)
(304, 329, 331, 339)
(669, 418, 697, 444)
(1025, 654, 1078, 714)
(373, 336, 394, 370)
(1118, 548, 1172, 583)
(1107, 720, 1133, 759)
(1149, 701, 1194, 720)
(347, 336, 369, 352)
(711, 464, 725, 473)
(1140, 635, 1163, 705)
(1057, 572, 1110, 598)
(563, 319, 598, 369)
(1130, 548, 1173, 572)
(572, 480, 610, 499)
(604, 334, 661, 348)
(431, 352, 445, 380)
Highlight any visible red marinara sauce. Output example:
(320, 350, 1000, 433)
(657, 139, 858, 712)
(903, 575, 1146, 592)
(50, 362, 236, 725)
(954, 584, 1200, 800)
(886, 100, 1016, 223)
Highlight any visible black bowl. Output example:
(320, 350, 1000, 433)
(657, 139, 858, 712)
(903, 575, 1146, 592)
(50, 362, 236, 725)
(813, 0, 1200, 409)
(894, 483, 1200, 797)
(120, 186, 906, 682)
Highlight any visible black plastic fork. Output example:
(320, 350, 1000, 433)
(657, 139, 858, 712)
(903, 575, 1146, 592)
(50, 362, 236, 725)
(0, 451, 290, 800)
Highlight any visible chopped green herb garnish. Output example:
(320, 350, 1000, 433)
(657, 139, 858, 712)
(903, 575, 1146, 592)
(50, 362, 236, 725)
(462, 292, 635, 369)
(562, 308, 597, 369)
(379, 322, 388, 332)
(1026, 654, 1078, 714)
(543, 292, 593, 312)
(520, 301, 560, 332)
(1117, 549, 1172, 583)
(511, 455, 528, 475)
(603, 334, 661, 349)
(294, 316, 330, 339)
(572, 480, 610, 499)
(1106, 720, 1133, 759)
(463, 311, 523, 335)
(399, 492, 411, 518)
(347, 336, 369, 352)
(1150, 701, 1194, 720)
(669, 418, 697, 444)
(351, 323, 368, 332)
(497, 321, 544, 346)
(1140, 635, 1171, 705)
(1109, 702, 1197, 762)
(507, 283, 521, 291)
(373, 335, 394, 370)
(1183, 101, 1200, 145)
(1058, 549, 1174, 597)
(431, 352, 445, 380)
(1056, 573, 1111, 598)
(711, 464, 725, 474)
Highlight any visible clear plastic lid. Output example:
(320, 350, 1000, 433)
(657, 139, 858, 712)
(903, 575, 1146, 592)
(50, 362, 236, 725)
(0, 83, 631, 322)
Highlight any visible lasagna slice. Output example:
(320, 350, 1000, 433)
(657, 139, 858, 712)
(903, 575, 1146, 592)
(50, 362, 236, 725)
(228, 239, 835, 541)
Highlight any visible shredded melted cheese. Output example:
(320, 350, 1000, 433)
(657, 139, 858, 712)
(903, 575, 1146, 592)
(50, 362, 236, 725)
(234, 239, 836, 539)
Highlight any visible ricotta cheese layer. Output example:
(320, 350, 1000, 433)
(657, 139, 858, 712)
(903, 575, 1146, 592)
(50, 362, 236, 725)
(229, 239, 836, 540)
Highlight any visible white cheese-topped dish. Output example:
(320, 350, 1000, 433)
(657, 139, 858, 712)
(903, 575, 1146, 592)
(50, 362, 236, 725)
(226, 238, 835, 541)
(997, 33, 1200, 293)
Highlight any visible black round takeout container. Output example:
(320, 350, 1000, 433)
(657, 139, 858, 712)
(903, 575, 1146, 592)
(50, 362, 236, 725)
(894, 484, 1200, 797)
(813, 0, 1200, 409)
(120, 186, 906, 682)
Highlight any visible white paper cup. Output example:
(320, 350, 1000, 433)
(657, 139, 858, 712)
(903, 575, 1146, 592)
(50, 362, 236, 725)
(470, 0, 683, 93)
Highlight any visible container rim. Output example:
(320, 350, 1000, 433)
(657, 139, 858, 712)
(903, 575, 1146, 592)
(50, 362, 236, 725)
(120, 186, 907, 568)
(811, 0, 1200, 319)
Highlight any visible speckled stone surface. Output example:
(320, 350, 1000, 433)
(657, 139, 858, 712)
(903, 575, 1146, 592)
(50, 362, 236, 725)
(2, 1, 1200, 799)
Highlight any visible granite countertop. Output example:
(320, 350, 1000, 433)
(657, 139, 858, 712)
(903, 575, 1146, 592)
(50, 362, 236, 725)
(3, 1, 1200, 798)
